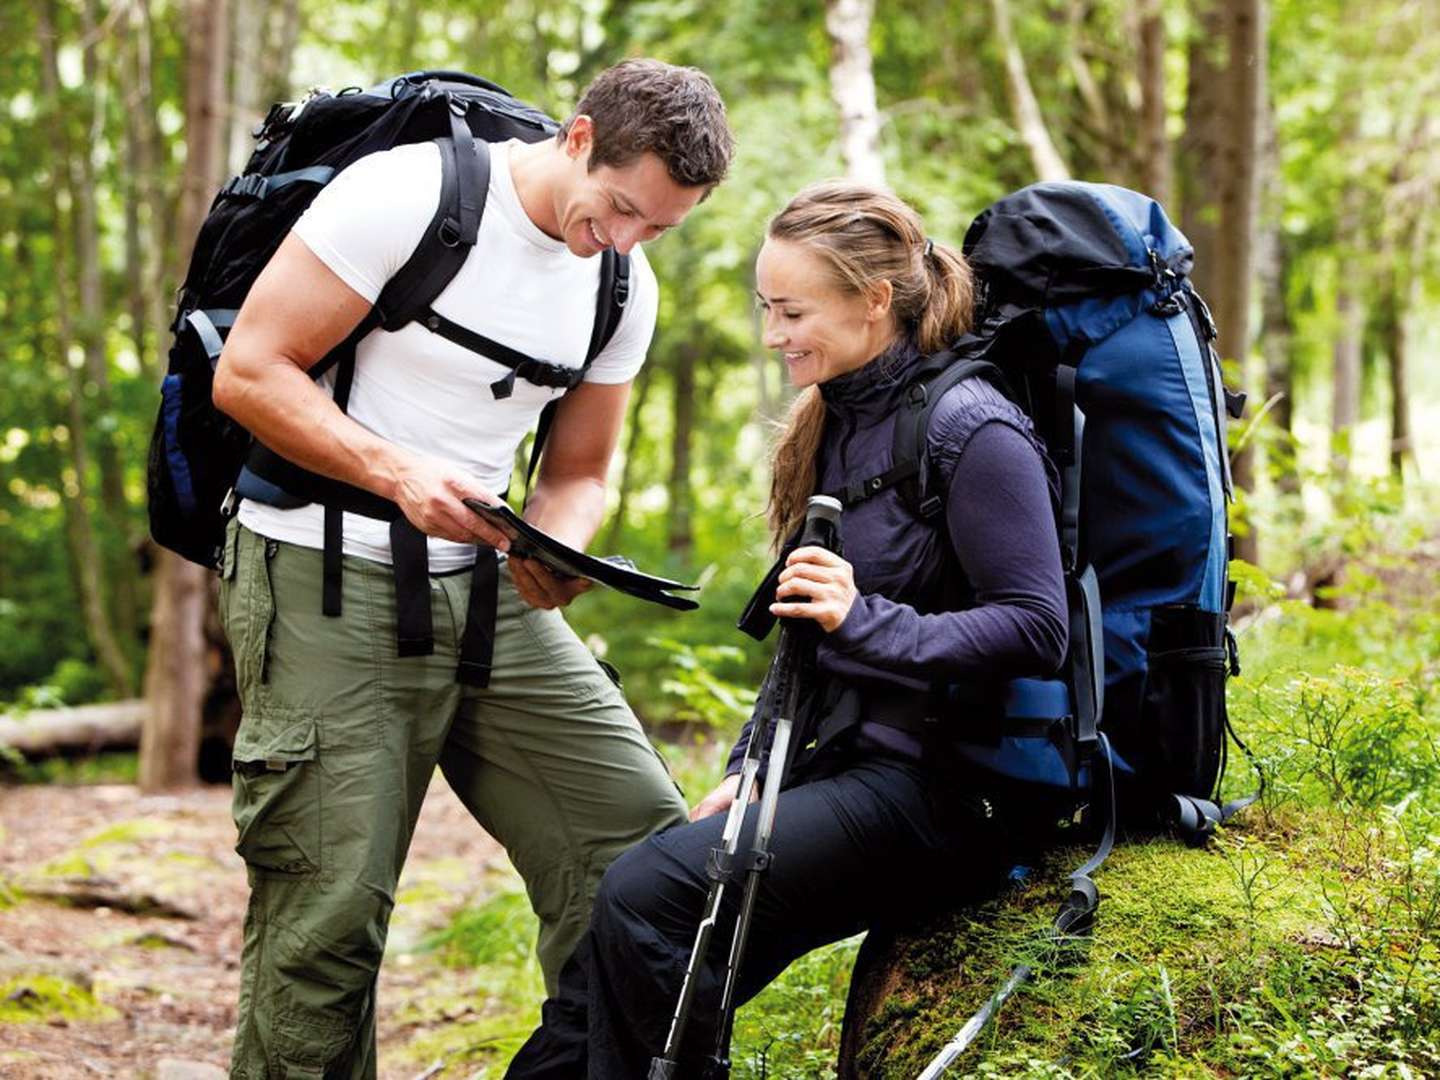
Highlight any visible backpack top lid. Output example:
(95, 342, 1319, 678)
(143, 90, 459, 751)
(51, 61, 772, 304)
(963, 182, 1194, 310)
(366, 70, 559, 133)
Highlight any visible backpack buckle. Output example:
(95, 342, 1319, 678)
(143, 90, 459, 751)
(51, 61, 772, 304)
(918, 494, 944, 519)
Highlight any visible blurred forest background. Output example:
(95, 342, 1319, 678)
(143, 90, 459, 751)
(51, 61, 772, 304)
(3, 1, 1440, 1076)
(1, 0, 1436, 783)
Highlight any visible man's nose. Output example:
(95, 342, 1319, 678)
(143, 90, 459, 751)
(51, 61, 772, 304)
(611, 219, 647, 254)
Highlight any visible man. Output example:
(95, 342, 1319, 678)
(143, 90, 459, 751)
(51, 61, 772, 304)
(212, 59, 733, 1077)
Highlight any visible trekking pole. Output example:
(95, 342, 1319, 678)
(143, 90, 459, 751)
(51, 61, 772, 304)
(649, 495, 843, 1080)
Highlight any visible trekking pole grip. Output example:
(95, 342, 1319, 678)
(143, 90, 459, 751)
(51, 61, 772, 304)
(797, 494, 843, 555)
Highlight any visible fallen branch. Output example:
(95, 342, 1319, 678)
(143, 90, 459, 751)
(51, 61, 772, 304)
(18, 876, 198, 920)
(0, 700, 148, 755)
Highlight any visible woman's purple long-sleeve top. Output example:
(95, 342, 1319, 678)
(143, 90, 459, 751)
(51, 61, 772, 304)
(728, 341, 1068, 774)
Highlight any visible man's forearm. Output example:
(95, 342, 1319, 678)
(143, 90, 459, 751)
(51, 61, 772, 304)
(214, 354, 407, 501)
(522, 474, 609, 551)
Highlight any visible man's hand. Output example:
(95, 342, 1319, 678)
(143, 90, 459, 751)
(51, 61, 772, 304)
(769, 546, 858, 633)
(508, 556, 593, 609)
(391, 453, 512, 549)
(689, 772, 759, 822)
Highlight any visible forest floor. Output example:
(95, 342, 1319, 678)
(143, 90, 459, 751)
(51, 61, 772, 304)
(0, 774, 518, 1079)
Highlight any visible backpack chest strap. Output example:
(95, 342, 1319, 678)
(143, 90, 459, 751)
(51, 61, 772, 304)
(419, 309, 586, 399)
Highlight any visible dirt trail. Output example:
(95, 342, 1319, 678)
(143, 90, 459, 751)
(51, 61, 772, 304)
(0, 777, 510, 1078)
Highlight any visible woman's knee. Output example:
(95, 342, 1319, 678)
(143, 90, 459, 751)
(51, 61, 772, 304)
(595, 831, 706, 942)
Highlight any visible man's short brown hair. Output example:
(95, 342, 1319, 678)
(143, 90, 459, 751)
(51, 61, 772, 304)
(559, 59, 734, 190)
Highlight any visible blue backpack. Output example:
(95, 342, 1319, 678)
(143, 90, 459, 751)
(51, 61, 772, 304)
(886, 183, 1259, 918)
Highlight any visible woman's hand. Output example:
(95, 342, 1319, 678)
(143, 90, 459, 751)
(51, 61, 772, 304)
(769, 546, 857, 633)
(689, 773, 759, 822)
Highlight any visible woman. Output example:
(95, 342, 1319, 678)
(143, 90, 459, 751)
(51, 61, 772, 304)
(507, 182, 1068, 1077)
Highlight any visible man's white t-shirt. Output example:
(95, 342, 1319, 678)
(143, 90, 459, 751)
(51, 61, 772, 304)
(238, 139, 659, 572)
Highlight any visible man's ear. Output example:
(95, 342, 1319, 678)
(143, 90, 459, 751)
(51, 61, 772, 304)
(564, 115, 594, 163)
(865, 279, 894, 323)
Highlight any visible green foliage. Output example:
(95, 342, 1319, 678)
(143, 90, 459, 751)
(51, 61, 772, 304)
(425, 888, 538, 970)
(650, 636, 758, 730)
(730, 935, 862, 1078)
(3, 750, 139, 786)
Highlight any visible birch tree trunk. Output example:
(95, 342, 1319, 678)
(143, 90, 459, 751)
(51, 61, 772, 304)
(825, 0, 886, 186)
(991, 0, 1070, 182)
(140, 0, 232, 793)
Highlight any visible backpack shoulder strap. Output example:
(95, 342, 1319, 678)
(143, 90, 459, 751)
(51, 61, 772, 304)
(865, 356, 1007, 518)
(522, 248, 632, 498)
(375, 117, 488, 332)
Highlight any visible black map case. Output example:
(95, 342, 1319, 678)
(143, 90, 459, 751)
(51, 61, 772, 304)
(463, 499, 700, 611)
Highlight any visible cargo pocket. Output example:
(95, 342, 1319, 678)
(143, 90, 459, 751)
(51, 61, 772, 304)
(274, 1006, 355, 1077)
(1141, 604, 1228, 798)
(232, 709, 320, 876)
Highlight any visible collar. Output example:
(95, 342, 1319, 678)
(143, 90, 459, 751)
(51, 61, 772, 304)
(819, 336, 924, 423)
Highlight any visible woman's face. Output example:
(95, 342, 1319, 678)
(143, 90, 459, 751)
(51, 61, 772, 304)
(755, 238, 893, 389)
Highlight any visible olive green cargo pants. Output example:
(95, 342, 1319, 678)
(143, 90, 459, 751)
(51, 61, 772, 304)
(219, 522, 687, 1079)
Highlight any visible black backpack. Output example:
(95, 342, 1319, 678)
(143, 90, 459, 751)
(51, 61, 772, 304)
(147, 70, 630, 572)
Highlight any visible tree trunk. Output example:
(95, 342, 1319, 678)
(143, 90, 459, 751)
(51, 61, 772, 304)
(228, 0, 267, 172)
(1137, 0, 1170, 206)
(37, 0, 136, 698)
(1257, 212, 1297, 494)
(605, 364, 655, 553)
(75, 0, 144, 645)
(825, 0, 886, 186)
(1182, 0, 1265, 565)
(1330, 272, 1363, 478)
(174, 0, 232, 275)
(122, 1, 164, 381)
(259, 0, 301, 103)
(991, 0, 1070, 182)
(1384, 264, 1413, 481)
(666, 351, 697, 556)
(140, 0, 232, 793)
(1179, 2, 1223, 301)
(1329, 185, 1363, 477)
(1064, 1, 1117, 178)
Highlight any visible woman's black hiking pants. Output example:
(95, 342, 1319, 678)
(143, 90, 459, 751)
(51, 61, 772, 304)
(506, 750, 1008, 1077)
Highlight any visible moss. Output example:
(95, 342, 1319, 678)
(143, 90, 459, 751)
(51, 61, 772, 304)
(849, 807, 1440, 1078)
(78, 819, 173, 849)
(0, 974, 116, 1024)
